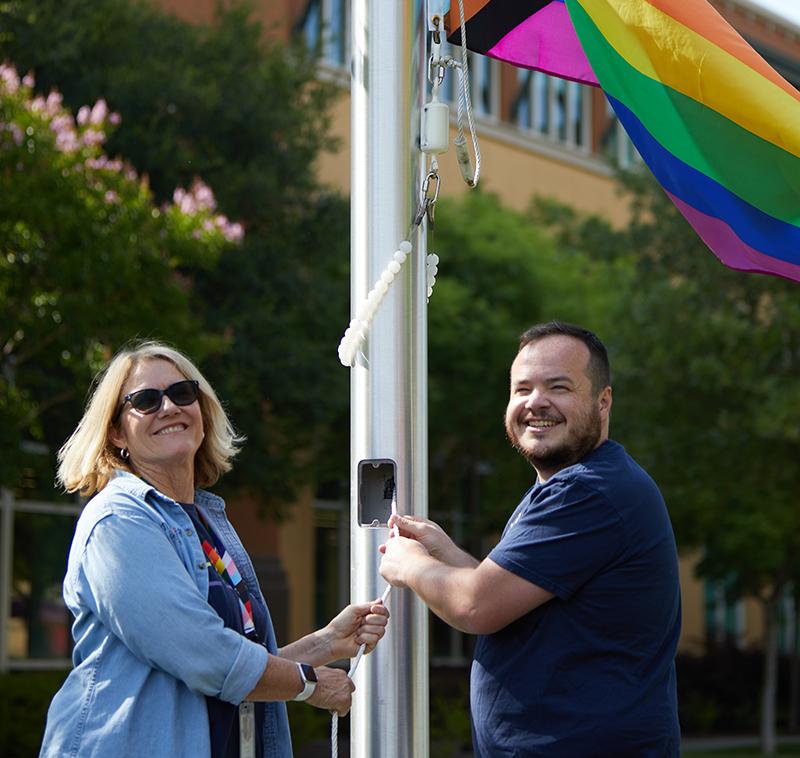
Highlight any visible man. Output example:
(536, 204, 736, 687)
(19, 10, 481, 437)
(379, 321, 681, 756)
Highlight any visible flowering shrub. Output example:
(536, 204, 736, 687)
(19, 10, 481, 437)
(0, 61, 243, 484)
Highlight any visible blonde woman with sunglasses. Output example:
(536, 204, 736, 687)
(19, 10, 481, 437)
(40, 341, 388, 758)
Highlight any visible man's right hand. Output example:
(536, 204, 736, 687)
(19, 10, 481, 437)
(307, 667, 355, 716)
(387, 515, 478, 568)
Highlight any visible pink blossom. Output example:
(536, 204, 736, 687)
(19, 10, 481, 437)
(104, 190, 119, 204)
(108, 112, 121, 126)
(0, 64, 19, 94)
(215, 217, 244, 243)
(21, 72, 34, 89)
(29, 95, 46, 113)
(77, 106, 90, 126)
(6, 123, 24, 146)
(226, 222, 244, 243)
(50, 114, 73, 134)
(81, 128, 105, 147)
(191, 179, 216, 211)
(55, 129, 80, 153)
(90, 99, 108, 125)
(45, 91, 63, 117)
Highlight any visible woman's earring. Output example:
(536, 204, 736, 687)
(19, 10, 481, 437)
(120, 448, 129, 461)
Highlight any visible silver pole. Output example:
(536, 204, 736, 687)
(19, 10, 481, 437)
(349, 0, 429, 756)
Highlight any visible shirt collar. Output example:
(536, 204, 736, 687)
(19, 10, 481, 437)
(109, 469, 225, 511)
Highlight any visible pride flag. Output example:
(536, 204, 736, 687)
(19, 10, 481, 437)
(447, 0, 800, 283)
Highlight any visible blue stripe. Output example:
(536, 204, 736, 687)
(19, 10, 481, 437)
(608, 94, 800, 266)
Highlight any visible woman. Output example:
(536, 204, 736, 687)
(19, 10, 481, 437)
(41, 341, 388, 758)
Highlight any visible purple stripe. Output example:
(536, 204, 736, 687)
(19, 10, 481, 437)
(667, 192, 800, 282)
(487, 1, 599, 85)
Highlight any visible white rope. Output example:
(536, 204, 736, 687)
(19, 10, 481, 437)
(330, 527, 398, 758)
(337, 241, 439, 368)
(453, 0, 481, 187)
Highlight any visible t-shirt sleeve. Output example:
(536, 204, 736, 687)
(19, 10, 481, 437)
(489, 477, 625, 600)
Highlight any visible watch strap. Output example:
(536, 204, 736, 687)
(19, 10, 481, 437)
(293, 662, 317, 702)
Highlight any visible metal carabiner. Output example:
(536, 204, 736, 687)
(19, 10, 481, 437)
(414, 168, 441, 227)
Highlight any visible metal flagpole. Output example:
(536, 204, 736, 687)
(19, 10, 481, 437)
(349, 0, 429, 756)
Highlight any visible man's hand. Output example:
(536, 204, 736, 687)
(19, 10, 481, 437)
(306, 667, 355, 716)
(387, 514, 478, 568)
(379, 534, 430, 588)
(323, 600, 389, 661)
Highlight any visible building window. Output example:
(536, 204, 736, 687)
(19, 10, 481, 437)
(470, 52, 499, 120)
(298, 0, 350, 68)
(1, 490, 81, 671)
(513, 70, 591, 151)
(602, 101, 641, 168)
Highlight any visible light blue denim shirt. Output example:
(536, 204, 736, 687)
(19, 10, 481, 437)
(40, 471, 293, 758)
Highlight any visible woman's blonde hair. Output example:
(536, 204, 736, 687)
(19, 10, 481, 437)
(57, 341, 244, 496)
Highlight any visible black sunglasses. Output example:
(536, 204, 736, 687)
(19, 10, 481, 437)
(114, 379, 200, 422)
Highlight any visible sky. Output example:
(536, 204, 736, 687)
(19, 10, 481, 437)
(746, 0, 800, 28)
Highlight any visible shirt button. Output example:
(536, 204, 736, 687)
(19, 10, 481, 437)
(185, 528, 194, 536)
(197, 560, 206, 570)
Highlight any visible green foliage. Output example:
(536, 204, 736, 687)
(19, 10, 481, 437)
(0, 65, 236, 492)
(0, 670, 68, 757)
(429, 191, 630, 532)
(533, 169, 800, 600)
(0, 0, 346, 507)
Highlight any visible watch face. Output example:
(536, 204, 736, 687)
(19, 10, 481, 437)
(301, 663, 318, 683)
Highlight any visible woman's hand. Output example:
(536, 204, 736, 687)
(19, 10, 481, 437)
(324, 600, 389, 661)
(307, 667, 355, 716)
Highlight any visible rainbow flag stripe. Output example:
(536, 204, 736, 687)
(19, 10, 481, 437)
(447, 0, 800, 282)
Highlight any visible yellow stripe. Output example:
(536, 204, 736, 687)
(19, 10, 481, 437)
(578, 0, 800, 159)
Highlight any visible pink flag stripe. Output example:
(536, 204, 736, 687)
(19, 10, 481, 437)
(487, 1, 600, 85)
(667, 192, 800, 282)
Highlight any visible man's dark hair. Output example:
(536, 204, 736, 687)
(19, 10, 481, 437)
(518, 321, 611, 394)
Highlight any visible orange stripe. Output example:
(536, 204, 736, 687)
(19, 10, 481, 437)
(445, 0, 493, 28)
(646, 0, 800, 103)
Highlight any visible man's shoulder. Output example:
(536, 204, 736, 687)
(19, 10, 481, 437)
(540, 441, 662, 507)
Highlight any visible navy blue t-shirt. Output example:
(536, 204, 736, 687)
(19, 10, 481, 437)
(470, 440, 681, 757)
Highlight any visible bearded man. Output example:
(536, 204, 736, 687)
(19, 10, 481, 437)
(379, 321, 681, 757)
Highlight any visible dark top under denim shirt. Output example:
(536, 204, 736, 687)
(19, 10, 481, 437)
(181, 501, 268, 758)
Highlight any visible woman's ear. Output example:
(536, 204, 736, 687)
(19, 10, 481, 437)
(109, 424, 126, 450)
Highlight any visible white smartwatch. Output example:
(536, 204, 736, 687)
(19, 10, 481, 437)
(293, 662, 318, 702)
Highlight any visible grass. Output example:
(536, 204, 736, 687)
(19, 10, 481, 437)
(684, 748, 800, 757)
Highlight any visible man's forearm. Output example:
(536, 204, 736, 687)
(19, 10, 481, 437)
(403, 554, 483, 634)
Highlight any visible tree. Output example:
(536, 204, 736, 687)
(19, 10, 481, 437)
(0, 63, 239, 492)
(0, 0, 350, 508)
(427, 191, 627, 540)
(534, 170, 800, 753)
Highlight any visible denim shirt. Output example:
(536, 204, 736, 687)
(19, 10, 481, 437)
(40, 471, 293, 758)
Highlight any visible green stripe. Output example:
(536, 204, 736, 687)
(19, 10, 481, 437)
(568, 0, 800, 225)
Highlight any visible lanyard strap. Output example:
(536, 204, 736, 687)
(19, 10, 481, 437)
(193, 508, 259, 642)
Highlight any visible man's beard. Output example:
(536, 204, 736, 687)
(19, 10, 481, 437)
(506, 405, 603, 475)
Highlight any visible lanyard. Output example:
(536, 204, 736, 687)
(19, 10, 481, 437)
(192, 507, 259, 642)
